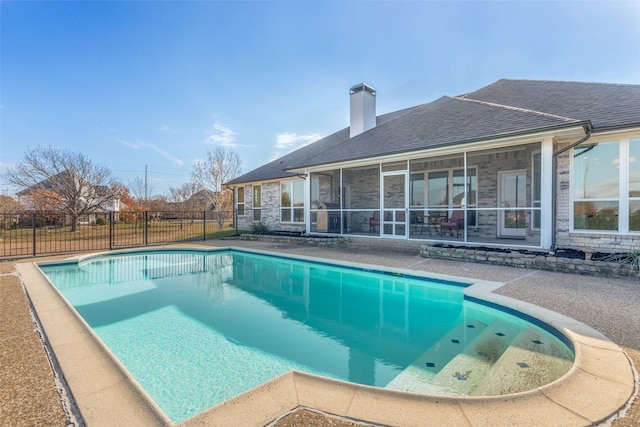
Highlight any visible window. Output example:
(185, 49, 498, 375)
(427, 171, 449, 207)
(281, 180, 304, 223)
(253, 185, 261, 221)
(425, 168, 477, 226)
(532, 152, 541, 229)
(410, 173, 424, 207)
(426, 167, 476, 204)
(629, 138, 640, 231)
(237, 187, 245, 216)
(573, 141, 619, 231)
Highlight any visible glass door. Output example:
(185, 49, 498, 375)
(498, 170, 527, 238)
(382, 172, 408, 238)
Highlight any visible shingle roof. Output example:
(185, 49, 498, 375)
(460, 79, 640, 130)
(226, 106, 419, 184)
(228, 79, 640, 185)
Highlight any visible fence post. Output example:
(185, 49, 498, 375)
(144, 211, 148, 246)
(32, 213, 37, 256)
(109, 211, 113, 250)
(203, 211, 206, 241)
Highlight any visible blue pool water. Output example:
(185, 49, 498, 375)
(39, 249, 573, 423)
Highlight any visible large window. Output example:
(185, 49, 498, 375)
(237, 186, 245, 216)
(281, 180, 304, 223)
(573, 141, 619, 231)
(253, 185, 261, 221)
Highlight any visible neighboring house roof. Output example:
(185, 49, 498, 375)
(186, 189, 217, 210)
(228, 79, 640, 185)
(16, 171, 73, 196)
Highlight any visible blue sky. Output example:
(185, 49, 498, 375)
(2, 1, 639, 197)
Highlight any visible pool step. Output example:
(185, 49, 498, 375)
(471, 326, 574, 396)
(425, 320, 522, 395)
(385, 319, 488, 393)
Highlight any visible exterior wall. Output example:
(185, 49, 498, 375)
(236, 185, 253, 230)
(236, 182, 305, 233)
(235, 133, 640, 255)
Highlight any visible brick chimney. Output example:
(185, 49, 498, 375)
(350, 83, 376, 138)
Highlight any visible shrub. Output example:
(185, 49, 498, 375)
(250, 222, 270, 235)
(95, 217, 106, 226)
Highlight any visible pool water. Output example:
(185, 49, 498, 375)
(39, 250, 573, 423)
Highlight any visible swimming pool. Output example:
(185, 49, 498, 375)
(39, 248, 574, 423)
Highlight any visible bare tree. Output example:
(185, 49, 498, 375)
(5, 146, 117, 232)
(129, 176, 153, 202)
(190, 147, 241, 228)
(169, 181, 198, 210)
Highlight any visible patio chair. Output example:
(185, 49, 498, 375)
(369, 211, 380, 233)
(440, 210, 465, 237)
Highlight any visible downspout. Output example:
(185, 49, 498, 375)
(551, 124, 592, 252)
(224, 184, 237, 236)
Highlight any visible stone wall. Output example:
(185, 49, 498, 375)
(421, 244, 639, 278)
(239, 234, 348, 247)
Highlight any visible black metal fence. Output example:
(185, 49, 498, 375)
(0, 210, 237, 259)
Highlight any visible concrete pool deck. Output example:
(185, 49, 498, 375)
(4, 240, 640, 426)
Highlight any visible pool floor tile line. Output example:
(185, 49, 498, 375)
(16, 245, 638, 427)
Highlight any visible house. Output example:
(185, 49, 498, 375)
(227, 79, 640, 253)
(17, 171, 122, 213)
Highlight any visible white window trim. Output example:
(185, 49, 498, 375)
(280, 180, 305, 224)
(237, 186, 246, 216)
(253, 184, 262, 222)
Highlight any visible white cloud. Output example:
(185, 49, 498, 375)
(118, 138, 184, 166)
(206, 123, 237, 147)
(270, 132, 324, 160)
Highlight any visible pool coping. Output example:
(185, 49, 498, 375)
(17, 245, 636, 427)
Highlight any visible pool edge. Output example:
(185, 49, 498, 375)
(16, 261, 174, 427)
(20, 245, 637, 427)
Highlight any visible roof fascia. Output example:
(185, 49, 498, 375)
(225, 175, 306, 188)
(288, 123, 590, 174)
(589, 124, 640, 138)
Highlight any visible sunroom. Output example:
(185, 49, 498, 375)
(300, 139, 550, 249)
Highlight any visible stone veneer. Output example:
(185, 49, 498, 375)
(233, 233, 639, 278)
(421, 244, 639, 278)
(239, 234, 349, 247)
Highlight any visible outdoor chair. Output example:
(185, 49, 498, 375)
(440, 210, 465, 237)
(369, 211, 380, 233)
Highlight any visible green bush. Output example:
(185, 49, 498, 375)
(95, 217, 107, 226)
(250, 222, 270, 235)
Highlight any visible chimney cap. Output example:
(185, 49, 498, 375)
(350, 83, 376, 96)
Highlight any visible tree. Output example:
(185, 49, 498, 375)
(190, 147, 241, 228)
(168, 181, 200, 209)
(5, 146, 117, 232)
(129, 176, 153, 202)
(0, 195, 23, 213)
